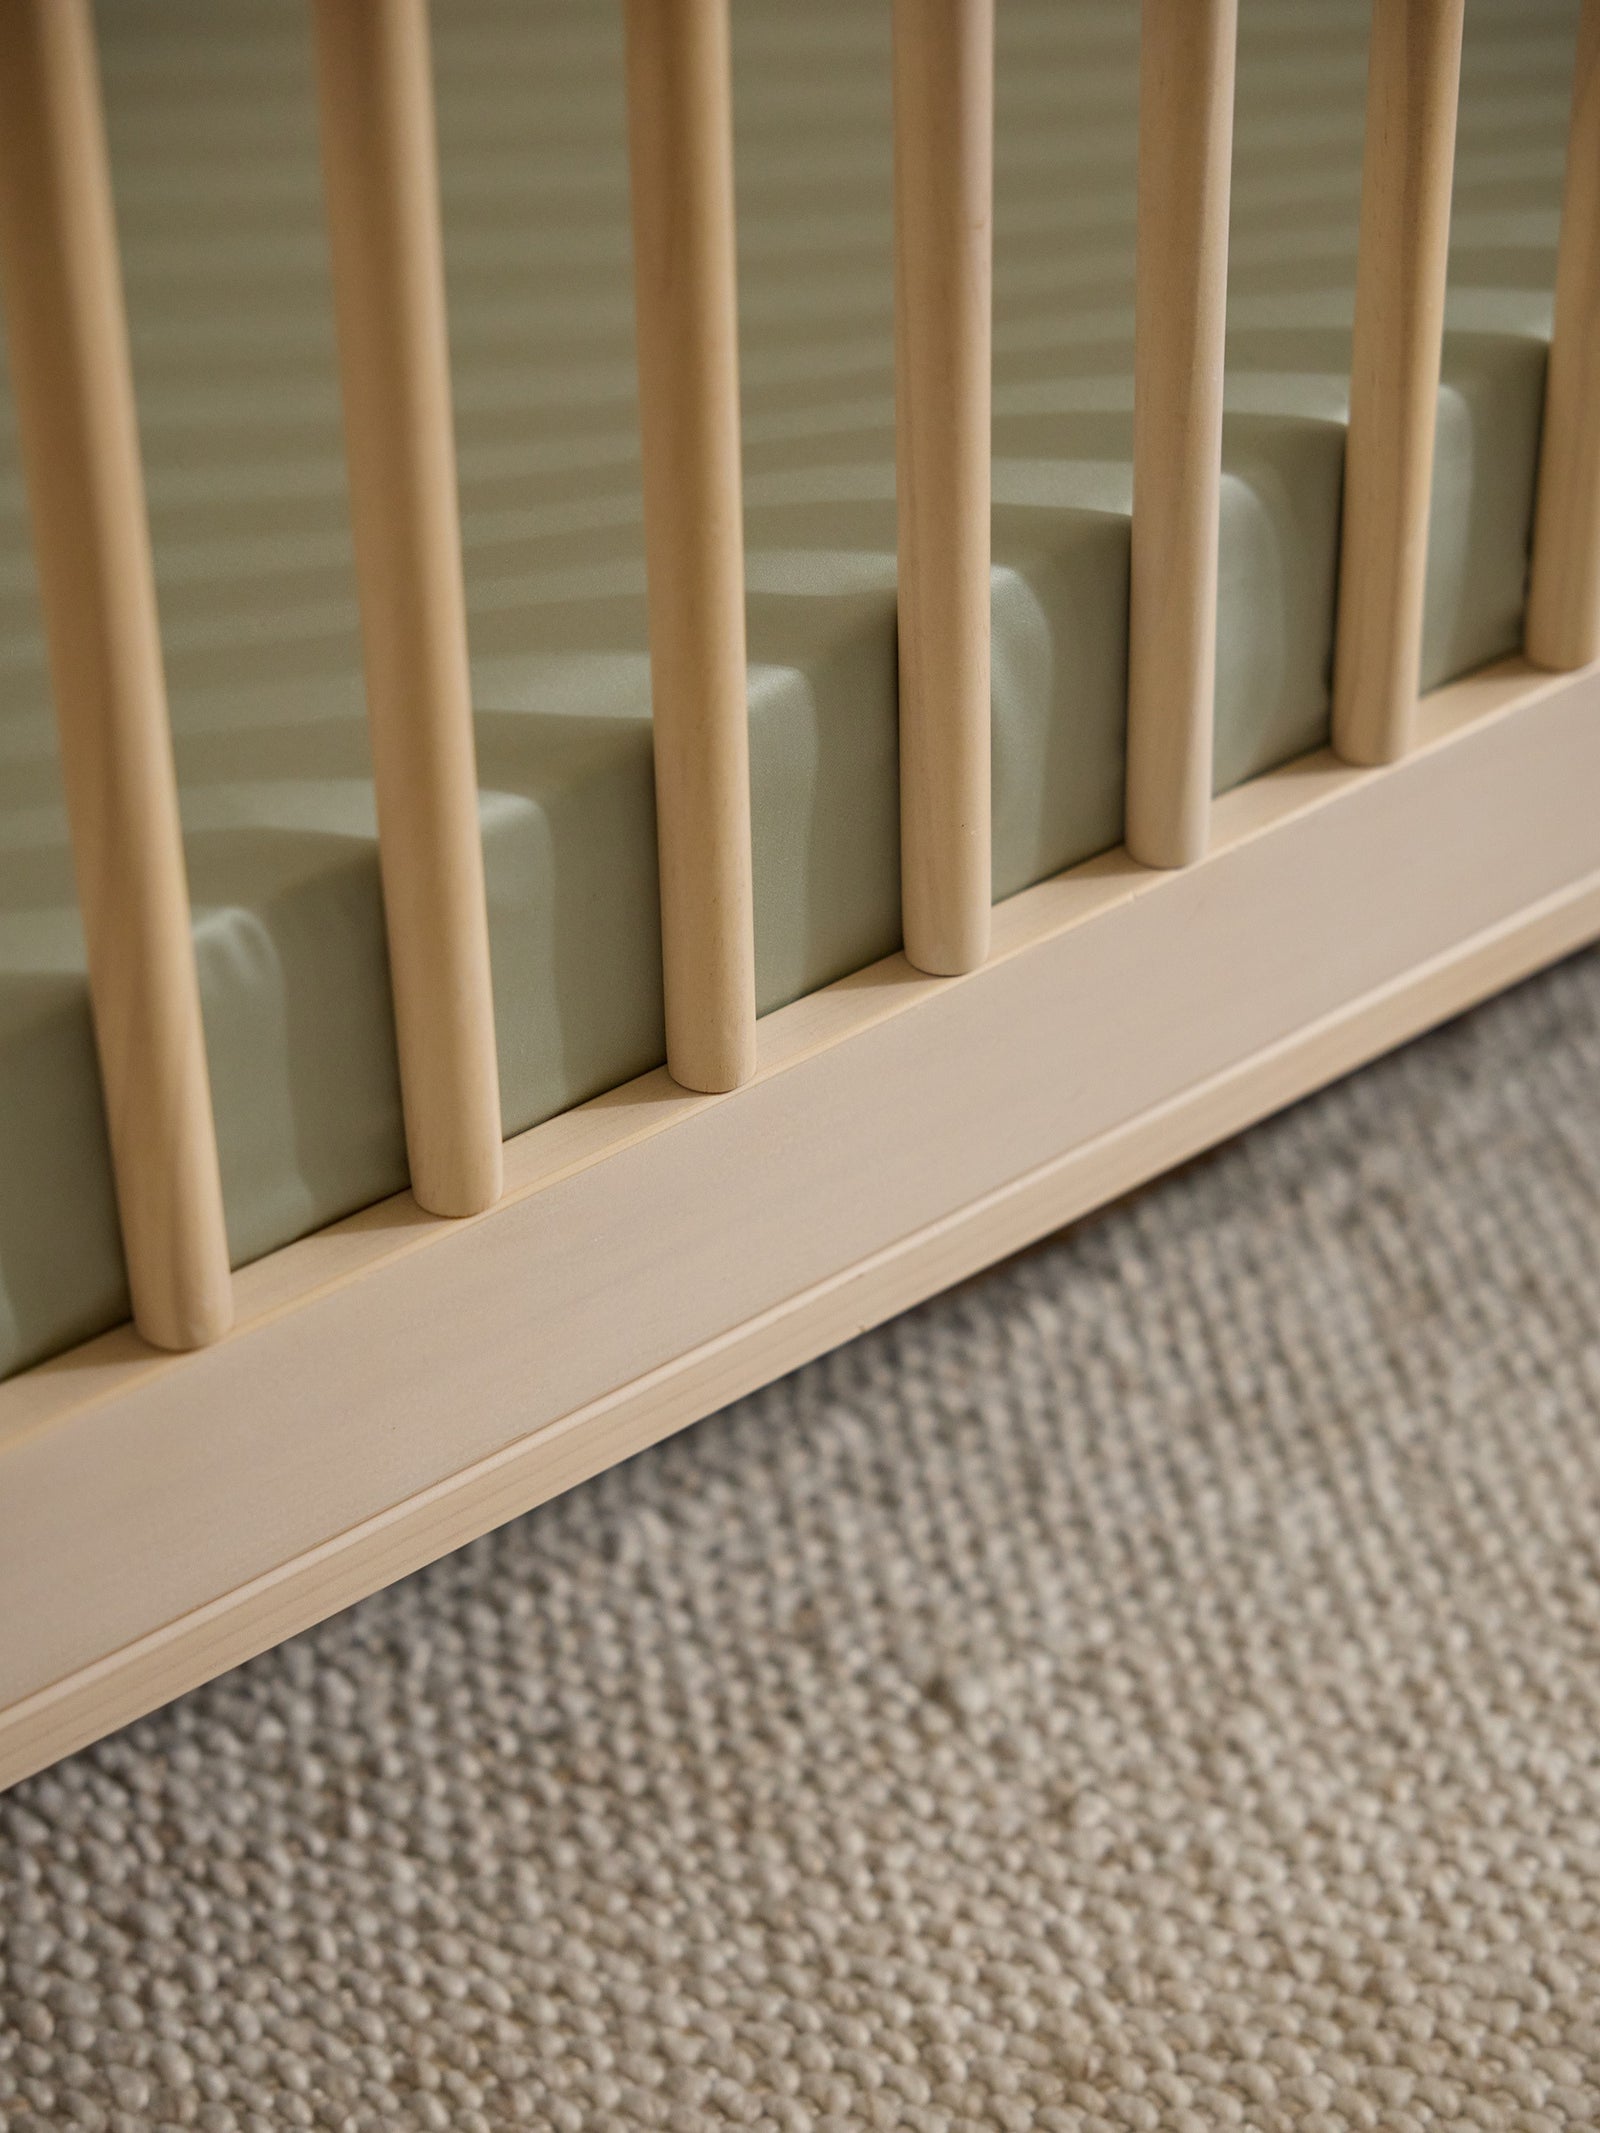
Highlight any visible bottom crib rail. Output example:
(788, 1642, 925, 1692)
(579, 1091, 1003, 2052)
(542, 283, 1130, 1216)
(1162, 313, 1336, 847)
(1, 655, 1598, 1791)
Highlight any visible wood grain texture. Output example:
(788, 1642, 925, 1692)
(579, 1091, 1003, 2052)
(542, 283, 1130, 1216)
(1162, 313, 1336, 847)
(893, 0, 994, 974)
(312, 0, 502, 1218)
(1332, 0, 1465, 766)
(1126, 0, 1238, 870)
(1526, 0, 1600, 672)
(624, 0, 757, 1093)
(2, 657, 1598, 1791)
(0, 0, 231, 1353)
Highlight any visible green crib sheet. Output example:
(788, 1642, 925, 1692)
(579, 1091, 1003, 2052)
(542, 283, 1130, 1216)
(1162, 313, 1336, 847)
(0, 0, 1574, 1378)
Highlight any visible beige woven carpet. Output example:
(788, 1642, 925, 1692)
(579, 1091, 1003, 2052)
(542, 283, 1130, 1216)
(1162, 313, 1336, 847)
(5, 950, 1600, 2132)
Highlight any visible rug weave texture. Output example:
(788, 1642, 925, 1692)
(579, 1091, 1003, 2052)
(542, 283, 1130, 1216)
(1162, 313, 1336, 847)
(4, 948, 1600, 2132)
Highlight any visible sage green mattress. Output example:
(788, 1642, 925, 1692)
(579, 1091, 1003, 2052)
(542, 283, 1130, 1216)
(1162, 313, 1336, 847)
(0, 0, 1576, 1379)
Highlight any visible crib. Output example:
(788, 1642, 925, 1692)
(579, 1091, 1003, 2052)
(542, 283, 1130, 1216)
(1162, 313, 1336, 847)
(0, 0, 1597, 1791)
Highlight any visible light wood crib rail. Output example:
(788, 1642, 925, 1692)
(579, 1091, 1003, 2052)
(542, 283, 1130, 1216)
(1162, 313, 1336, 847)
(0, 0, 1598, 1790)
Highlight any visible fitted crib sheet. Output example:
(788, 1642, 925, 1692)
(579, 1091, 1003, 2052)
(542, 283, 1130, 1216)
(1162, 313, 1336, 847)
(0, 0, 1576, 1379)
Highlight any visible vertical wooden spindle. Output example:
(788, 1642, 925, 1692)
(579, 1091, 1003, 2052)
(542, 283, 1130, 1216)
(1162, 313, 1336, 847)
(893, 0, 993, 975)
(1126, 0, 1238, 870)
(312, 0, 502, 1217)
(1526, 0, 1600, 672)
(1332, 0, 1465, 766)
(624, 0, 757, 1092)
(0, 0, 232, 1351)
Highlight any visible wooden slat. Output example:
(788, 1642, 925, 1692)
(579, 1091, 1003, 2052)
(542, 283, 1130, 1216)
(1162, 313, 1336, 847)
(1125, 0, 1238, 870)
(623, 0, 757, 1093)
(893, 0, 994, 975)
(1526, 0, 1600, 672)
(0, 0, 232, 1352)
(1332, 0, 1465, 766)
(312, 0, 502, 1218)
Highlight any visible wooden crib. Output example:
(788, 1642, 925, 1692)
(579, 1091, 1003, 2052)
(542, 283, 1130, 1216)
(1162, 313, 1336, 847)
(0, 0, 1597, 1790)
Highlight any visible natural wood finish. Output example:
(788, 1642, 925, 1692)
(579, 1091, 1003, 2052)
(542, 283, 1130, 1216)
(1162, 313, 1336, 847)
(1526, 0, 1600, 671)
(312, 0, 502, 1218)
(893, 0, 994, 974)
(1332, 0, 1465, 766)
(1126, 0, 1238, 869)
(623, 0, 756, 1093)
(3, 656, 1598, 1791)
(0, 0, 232, 1353)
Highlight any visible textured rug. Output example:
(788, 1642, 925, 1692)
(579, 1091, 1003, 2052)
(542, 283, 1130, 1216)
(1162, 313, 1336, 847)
(4, 947, 1600, 2133)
